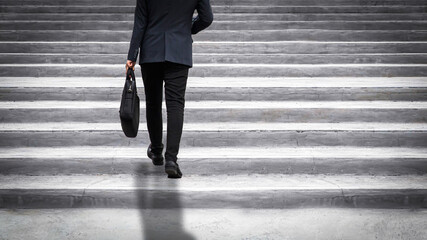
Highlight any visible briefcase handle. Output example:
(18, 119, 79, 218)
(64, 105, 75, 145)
(126, 68, 136, 82)
(126, 68, 136, 93)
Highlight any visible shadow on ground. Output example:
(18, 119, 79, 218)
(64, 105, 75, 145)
(134, 163, 196, 240)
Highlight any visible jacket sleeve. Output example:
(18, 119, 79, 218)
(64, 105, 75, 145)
(127, 0, 148, 62)
(191, 0, 213, 35)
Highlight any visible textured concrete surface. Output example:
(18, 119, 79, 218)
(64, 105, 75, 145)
(2, 5, 426, 14)
(0, 174, 426, 208)
(1, 125, 426, 147)
(2, 85, 426, 101)
(1, 146, 426, 158)
(1, 157, 426, 176)
(3, 41, 427, 54)
(2, 54, 427, 65)
(2, 100, 426, 123)
(1, 13, 426, 21)
(2, 63, 426, 77)
(0, 209, 426, 240)
(2, 21, 427, 30)
(2, 0, 426, 5)
(2, 30, 427, 42)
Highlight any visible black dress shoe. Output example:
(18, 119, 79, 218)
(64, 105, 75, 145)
(147, 143, 164, 166)
(165, 160, 182, 178)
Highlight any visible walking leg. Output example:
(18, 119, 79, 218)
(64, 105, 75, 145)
(163, 62, 189, 162)
(141, 63, 164, 154)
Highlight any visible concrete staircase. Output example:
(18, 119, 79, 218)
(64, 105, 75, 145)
(0, 0, 426, 239)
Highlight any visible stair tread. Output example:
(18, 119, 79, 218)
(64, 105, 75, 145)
(1, 122, 426, 132)
(2, 13, 426, 22)
(2, 63, 427, 66)
(1, 174, 426, 190)
(3, 54, 426, 66)
(1, 100, 426, 109)
(1, 77, 427, 88)
(1, 20, 426, 31)
(3, 20, 427, 22)
(3, 29, 426, 42)
(1, 146, 425, 159)
(1, 0, 425, 5)
(0, 208, 425, 240)
(1, 63, 426, 77)
(2, 41, 426, 51)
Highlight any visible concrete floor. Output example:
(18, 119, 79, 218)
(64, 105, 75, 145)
(0, 208, 426, 240)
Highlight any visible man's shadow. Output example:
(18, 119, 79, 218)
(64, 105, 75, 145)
(134, 163, 196, 240)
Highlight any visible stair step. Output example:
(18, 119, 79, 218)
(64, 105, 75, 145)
(1, 63, 426, 77)
(1, 101, 425, 123)
(1, 5, 426, 14)
(3, 122, 426, 131)
(2, 77, 427, 88)
(0, 174, 426, 208)
(2, 146, 425, 159)
(2, 29, 426, 42)
(2, 13, 426, 21)
(2, 77, 425, 101)
(5, 100, 425, 109)
(0, 208, 425, 239)
(2, 173, 425, 190)
(1, 122, 425, 147)
(2, 41, 426, 54)
(1, 0, 426, 6)
(2, 84, 426, 101)
(2, 53, 427, 65)
(1, 146, 425, 175)
(1, 147, 426, 175)
(2, 20, 426, 30)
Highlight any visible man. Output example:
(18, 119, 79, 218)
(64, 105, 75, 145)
(125, 0, 213, 178)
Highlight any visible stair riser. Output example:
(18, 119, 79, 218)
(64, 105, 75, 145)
(2, 54, 427, 65)
(1, 158, 425, 176)
(1, 0, 426, 6)
(2, 13, 426, 21)
(1, 65, 425, 77)
(2, 131, 426, 147)
(2, 30, 426, 41)
(1, 189, 426, 209)
(2, 21, 427, 30)
(2, 42, 426, 54)
(1, 6, 426, 14)
(1, 109, 425, 123)
(3, 88, 426, 101)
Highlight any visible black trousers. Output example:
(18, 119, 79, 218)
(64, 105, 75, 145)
(140, 61, 189, 162)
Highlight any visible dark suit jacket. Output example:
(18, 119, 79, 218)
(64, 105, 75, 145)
(127, 0, 213, 67)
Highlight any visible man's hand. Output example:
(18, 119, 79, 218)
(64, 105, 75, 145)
(126, 60, 136, 73)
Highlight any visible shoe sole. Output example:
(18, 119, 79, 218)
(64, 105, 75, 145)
(165, 167, 182, 179)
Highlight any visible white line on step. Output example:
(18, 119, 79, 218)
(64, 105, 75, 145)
(1, 63, 427, 67)
(1, 77, 427, 88)
(0, 77, 427, 88)
(0, 146, 426, 159)
(0, 174, 426, 191)
(2, 53, 427, 56)
(1, 41, 427, 44)
(0, 101, 426, 109)
(1, 122, 426, 132)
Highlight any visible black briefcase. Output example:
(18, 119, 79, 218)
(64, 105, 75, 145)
(119, 68, 140, 138)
